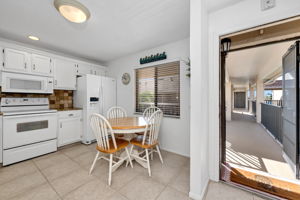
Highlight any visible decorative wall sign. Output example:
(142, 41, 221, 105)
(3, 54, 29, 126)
(140, 52, 167, 64)
(122, 73, 131, 85)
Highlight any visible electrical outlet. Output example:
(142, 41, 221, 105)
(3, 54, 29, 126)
(261, 0, 276, 11)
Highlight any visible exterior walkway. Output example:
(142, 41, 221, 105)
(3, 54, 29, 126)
(226, 110, 295, 181)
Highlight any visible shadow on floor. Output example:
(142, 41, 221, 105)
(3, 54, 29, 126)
(226, 111, 295, 180)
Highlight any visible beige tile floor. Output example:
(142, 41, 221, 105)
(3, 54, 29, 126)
(0, 142, 266, 200)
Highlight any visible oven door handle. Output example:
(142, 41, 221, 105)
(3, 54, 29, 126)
(3, 113, 57, 119)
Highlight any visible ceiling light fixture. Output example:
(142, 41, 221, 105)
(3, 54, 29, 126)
(54, 0, 91, 23)
(28, 35, 40, 41)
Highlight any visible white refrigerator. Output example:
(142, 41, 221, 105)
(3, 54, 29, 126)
(74, 74, 117, 144)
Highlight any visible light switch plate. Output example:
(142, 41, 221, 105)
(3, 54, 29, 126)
(261, 0, 276, 11)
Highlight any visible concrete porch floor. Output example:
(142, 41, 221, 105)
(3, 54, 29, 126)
(226, 110, 296, 181)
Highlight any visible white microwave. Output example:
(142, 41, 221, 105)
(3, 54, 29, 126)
(1, 72, 53, 94)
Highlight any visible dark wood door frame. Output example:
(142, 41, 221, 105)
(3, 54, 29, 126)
(219, 51, 226, 177)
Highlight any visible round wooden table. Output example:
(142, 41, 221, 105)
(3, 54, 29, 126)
(107, 116, 149, 168)
(107, 116, 148, 134)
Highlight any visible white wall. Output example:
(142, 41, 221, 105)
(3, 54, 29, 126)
(208, 0, 300, 182)
(107, 38, 190, 157)
(189, 0, 209, 199)
(256, 79, 264, 123)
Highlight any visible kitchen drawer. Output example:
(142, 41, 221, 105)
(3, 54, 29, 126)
(58, 110, 82, 119)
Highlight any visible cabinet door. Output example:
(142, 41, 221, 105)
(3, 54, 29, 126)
(58, 117, 82, 147)
(54, 59, 76, 90)
(32, 54, 52, 76)
(3, 48, 29, 72)
(77, 64, 90, 75)
(94, 67, 106, 76)
(77, 63, 92, 75)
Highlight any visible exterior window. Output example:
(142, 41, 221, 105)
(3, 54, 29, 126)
(135, 61, 180, 117)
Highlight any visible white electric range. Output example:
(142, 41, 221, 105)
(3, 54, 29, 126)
(0, 97, 57, 166)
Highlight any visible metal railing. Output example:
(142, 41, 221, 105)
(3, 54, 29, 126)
(264, 100, 282, 107)
(261, 103, 283, 143)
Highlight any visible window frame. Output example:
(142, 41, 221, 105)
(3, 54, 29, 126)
(134, 59, 181, 118)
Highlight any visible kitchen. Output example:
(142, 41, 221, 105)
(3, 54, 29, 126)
(0, 40, 113, 166)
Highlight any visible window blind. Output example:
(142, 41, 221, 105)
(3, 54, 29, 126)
(135, 61, 180, 117)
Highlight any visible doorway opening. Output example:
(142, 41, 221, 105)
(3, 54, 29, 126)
(220, 16, 300, 200)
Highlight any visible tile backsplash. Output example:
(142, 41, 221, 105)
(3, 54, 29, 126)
(49, 90, 73, 109)
(0, 89, 73, 109)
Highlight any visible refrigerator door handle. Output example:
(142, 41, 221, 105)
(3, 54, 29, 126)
(101, 84, 104, 114)
(99, 84, 104, 114)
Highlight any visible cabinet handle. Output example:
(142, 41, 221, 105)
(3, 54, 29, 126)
(60, 122, 62, 128)
(33, 64, 35, 70)
(68, 113, 74, 117)
(55, 80, 57, 85)
(24, 63, 27, 69)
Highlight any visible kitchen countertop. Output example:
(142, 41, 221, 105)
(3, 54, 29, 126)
(55, 107, 83, 112)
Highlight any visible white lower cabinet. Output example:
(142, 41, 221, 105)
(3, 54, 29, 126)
(58, 110, 82, 147)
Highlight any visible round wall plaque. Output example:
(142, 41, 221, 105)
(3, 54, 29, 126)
(122, 73, 131, 85)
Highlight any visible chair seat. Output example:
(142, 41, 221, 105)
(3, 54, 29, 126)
(130, 136, 158, 149)
(135, 132, 144, 135)
(96, 138, 129, 154)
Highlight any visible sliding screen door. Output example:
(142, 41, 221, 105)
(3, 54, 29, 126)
(282, 42, 299, 179)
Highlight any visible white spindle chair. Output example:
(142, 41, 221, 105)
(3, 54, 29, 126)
(129, 110, 163, 176)
(135, 106, 161, 137)
(89, 113, 133, 186)
(107, 107, 127, 119)
(107, 106, 128, 139)
(143, 106, 161, 122)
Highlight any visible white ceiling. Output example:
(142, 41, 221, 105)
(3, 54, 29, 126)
(0, 0, 190, 63)
(226, 41, 294, 86)
(0, 0, 244, 64)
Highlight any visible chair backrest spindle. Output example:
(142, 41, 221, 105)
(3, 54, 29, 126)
(143, 106, 161, 122)
(107, 107, 127, 119)
(142, 110, 163, 146)
(90, 113, 117, 150)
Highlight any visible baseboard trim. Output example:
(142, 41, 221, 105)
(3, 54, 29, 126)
(189, 179, 209, 200)
(160, 147, 190, 158)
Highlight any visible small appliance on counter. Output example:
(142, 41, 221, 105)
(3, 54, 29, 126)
(0, 97, 57, 166)
(74, 74, 117, 144)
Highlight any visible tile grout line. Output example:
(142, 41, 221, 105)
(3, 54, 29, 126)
(32, 160, 63, 200)
(57, 145, 116, 199)
(154, 185, 168, 200)
(3, 161, 46, 200)
(0, 161, 37, 186)
(165, 164, 190, 196)
(32, 145, 96, 199)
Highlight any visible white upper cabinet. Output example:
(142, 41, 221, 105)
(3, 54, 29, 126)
(0, 46, 107, 91)
(54, 59, 77, 90)
(94, 66, 106, 76)
(3, 48, 29, 73)
(77, 63, 94, 75)
(31, 54, 53, 76)
(77, 63, 106, 76)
